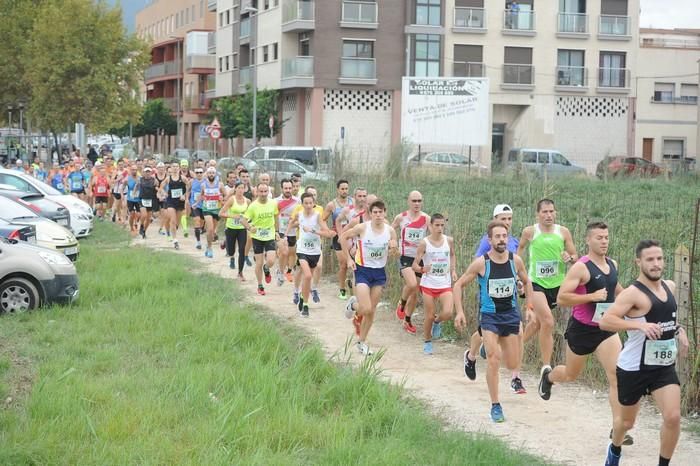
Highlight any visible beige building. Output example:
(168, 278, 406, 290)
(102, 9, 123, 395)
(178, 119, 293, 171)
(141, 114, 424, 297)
(635, 28, 700, 165)
(136, 0, 216, 154)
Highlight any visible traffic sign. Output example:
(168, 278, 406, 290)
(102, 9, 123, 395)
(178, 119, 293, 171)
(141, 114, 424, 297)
(199, 124, 209, 139)
(210, 128, 221, 139)
(210, 118, 221, 129)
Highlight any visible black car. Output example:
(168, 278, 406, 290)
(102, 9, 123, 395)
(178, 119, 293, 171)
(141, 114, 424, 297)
(0, 218, 36, 244)
(0, 186, 71, 229)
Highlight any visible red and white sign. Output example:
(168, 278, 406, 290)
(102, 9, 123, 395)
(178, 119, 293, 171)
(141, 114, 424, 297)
(209, 128, 221, 139)
(205, 118, 222, 139)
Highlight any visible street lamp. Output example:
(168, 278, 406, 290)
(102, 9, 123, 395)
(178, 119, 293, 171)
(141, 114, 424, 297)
(169, 35, 182, 151)
(18, 102, 24, 159)
(243, 5, 258, 147)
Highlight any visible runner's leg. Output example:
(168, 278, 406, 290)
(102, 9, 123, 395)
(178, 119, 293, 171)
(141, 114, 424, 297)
(652, 383, 682, 461)
(531, 291, 554, 366)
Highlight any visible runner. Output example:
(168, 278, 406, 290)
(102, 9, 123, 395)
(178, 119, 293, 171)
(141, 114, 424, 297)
(89, 163, 111, 220)
(125, 164, 141, 234)
(322, 180, 354, 300)
(224, 170, 238, 199)
(67, 161, 86, 200)
(199, 166, 225, 258)
(286, 192, 336, 317)
(291, 172, 304, 197)
(392, 191, 430, 335)
(341, 199, 398, 356)
(454, 220, 533, 423)
(292, 185, 325, 305)
(537, 221, 633, 446)
(599, 240, 689, 466)
(137, 167, 158, 239)
(187, 167, 205, 249)
(517, 198, 577, 375)
(110, 159, 127, 224)
(411, 213, 456, 355)
(255, 173, 275, 198)
(239, 168, 254, 266)
(179, 159, 192, 236)
(219, 182, 250, 279)
(158, 162, 188, 249)
(275, 179, 299, 285)
(242, 183, 279, 296)
(465, 204, 528, 394)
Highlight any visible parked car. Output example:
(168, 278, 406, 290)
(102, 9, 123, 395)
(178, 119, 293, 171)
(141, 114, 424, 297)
(190, 150, 215, 163)
(0, 185, 71, 228)
(0, 236, 79, 313)
(171, 148, 191, 161)
(407, 152, 488, 174)
(217, 157, 260, 176)
(0, 218, 36, 244)
(595, 156, 665, 179)
(506, 148, 587, 176)
(0, 196, 79, 261)
(243, 146, 332, 173)
(0, 169, 93, 237)
(255, 159, 331, 184)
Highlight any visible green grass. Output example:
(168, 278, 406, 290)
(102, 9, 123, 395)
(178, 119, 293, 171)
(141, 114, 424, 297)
(0, 222, 548, 465)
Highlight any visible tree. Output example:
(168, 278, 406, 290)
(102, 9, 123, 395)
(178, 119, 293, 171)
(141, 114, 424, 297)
(208, 87, 285, 140)
(209, 97, 240, 140)
(133, 99, 177, 137)
(25, 0, 149, 135)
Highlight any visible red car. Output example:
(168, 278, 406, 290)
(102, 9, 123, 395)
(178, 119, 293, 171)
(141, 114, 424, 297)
(596, 157, 665, 178)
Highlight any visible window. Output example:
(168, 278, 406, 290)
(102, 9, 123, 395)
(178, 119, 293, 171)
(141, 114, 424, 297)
(251, 47, 256, 65)
(233, 53, 239, 69)
(653, 83, 674, 102)
(413, 34, 441, 77)
(219, 12, 224, 27)
(599, 51, 626, 87)
(299, 32, 311, 56)
(273, 43, 279, 60)
(186, 8, 190, 24)
(537, 152, 549, 164)
(219, 57, 223, 72)
(192, 5, 196, 21)
(225, 55, 230, 71)
(662, 139, 684, 159)
(504, 46, 533, 84)
(522, 151, 537, 163)
(263, 45, 269, 62)
(416, 0, 441, 26)
(264, 0, 270, 9)
(226, 9, 230, 25)
(453, 44, 483, 77)
(557, 49, 585, 86)
(342, 40, 374, 58)
(551, 153, 569, 165)
(680, 83, 698, 103)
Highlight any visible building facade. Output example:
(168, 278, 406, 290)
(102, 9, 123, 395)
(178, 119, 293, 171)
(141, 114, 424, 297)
(136, 0, 217, 154)
(635, 28, 700, 164)
(208, 0, 641, 171)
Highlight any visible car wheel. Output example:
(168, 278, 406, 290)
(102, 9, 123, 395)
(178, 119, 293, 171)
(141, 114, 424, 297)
(0, 278, 40, 314)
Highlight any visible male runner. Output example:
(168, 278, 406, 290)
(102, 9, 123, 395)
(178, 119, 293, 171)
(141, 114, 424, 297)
(291, 172, 304, 197)
(125, 165, 141, 233)
(517, 198, 577, 376)
(392, 191, 430, 334)
(242, 183, 279, 296)
(187, 167, 205, 249)
(199, 166, 225, 258)
(411, 213, 457, 354)
(341, 200, 398, 356)
(322, 180, 354, 300)
(275, 179, 299, 285)
(454, 220, 533, 423)
(599, 240, 689, 466)
(137, 167, 158, 239)
(89, 163, 111, 220)
(67, 161, 86, 200)
(286, 192, 336, 317)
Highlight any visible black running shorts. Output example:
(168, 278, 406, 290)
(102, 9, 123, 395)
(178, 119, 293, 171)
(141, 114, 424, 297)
(616, 366, 680, 406)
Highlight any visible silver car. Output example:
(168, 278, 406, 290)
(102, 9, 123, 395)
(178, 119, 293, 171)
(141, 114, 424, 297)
(256, 159, 330, 184)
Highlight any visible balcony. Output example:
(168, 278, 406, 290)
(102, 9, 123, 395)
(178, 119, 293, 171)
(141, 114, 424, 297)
(184, 93, 210, 112)
(207, 0, 217, 12)
(144, 60, 182, 83)
(339, 57, 376, 85)
(239, 66, 252, 92)
(185, 54, 216, 73)
(502, 64, 534, 89)
(452, 61, 485, 78)
(340, 1, 378, 29)
(557, 12, 588, 37)
(555, 66, 588, 91)
(281, 56, 314, 89)
(598, 15, 631, 40)
(207, 31, 216, 54)
(597, 67, 630, 92)
(651, 96, 698, 105)
(282, 0, 315, 33)
(453, 7, 486, 33)
(502, 10, 535, 36)
(240, 17, 251, 44)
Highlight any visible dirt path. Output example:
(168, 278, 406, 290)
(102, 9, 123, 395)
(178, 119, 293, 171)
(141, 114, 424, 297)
(141, 230, 699, 466)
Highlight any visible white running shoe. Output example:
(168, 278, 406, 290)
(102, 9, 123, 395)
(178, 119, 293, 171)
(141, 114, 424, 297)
(344, 295, 357, 319)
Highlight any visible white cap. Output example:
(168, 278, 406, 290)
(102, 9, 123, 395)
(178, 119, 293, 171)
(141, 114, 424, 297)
(16, 159, 23, 165)
(493, 204, 512, 217)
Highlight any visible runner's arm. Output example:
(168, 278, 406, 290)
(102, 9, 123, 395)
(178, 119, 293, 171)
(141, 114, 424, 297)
(388, 227, 399, 257)
(561, 227, 578, 264)
(449, 237, 458, 282)
(514, 255, 534, 308)
(218, 196, 234, 218)
(516, 226, 532, 259)
(556, 262, 602, 307)
(285, 213, 299, 237)
(453, 258, 482, 331)
(412, 241, 426, 274)
(316, 218, 336, 238)
(598, 288, 662, 339)
(340, 223, 363, 269)
(321, 201, 333, 223)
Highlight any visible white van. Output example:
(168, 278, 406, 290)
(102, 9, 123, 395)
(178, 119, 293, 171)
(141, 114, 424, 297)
(242, 146, 332, 173)
(506, 148, 587, 176)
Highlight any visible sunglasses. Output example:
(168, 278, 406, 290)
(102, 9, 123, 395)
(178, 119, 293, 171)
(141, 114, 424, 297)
(410, 199, 423, 202)
(195, 170, 204, 174)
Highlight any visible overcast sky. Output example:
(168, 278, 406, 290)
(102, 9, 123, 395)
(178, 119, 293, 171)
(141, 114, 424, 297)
(640, 0, 700, 29)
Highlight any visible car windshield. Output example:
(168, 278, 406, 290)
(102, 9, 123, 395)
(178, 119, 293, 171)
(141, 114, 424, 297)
(0, 196, 39, 220)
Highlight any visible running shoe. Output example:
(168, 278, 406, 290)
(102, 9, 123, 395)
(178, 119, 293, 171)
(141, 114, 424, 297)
(300, 305, 309, 318)
(431, 321, 442, 339)
(395, 302, 406, 321)
(229, 258, 235, 269)
(263, 266, 272, 284)
(490, 403, 505, 423)
(538, 365, 553, 400)
(609, 429, 634, 446)
(346, 277, 353, 291)
(220, 241, 226, 250)
(159, 228, 165, 236)
(293, 291, 300, 305)
(285, 271, 293, 282)
(173, 240, 179, 250)
(403, 321, 417, 335)
(356, 341, 372, 356)
(257, 286, 265, 296)
(423, 341, 433, 355)
(205, 249, 213, 258)
(337, 289, 347, 300)
(352, 314, 363, 337)
(298, 297, 304, 313)
(195, 241, 202, 250)
(276, 270, 284, 286)
(183, 231, 189, 238)
(245, 256, 252, 267)
(311, 289, 320, 303)
(510, 377, 526, 394)
(604, 444, 621, 466)
(479, 343, 487, 359)
(464, 350, 476, 380)
(344, 295, 357, 319)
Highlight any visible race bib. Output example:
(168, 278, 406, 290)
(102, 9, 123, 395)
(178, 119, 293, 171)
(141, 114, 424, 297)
(97, 186, 107, 194)
(644, 339, 677, 366)
(204, 200, 219, 210)
(230, 216, 241, 225)
(130, 189, 139, 199)
(429, 259, 449, 276)
(279, 216, 289, 233)
(171, 188, 183, 198)
(366, 246, 386, 260)
(489, 278, 514, 299)
(141, 199, 153, 208)
(194, 193, 201, 203)
(301, 232, 320, 250)
(257, 228, 271, 239)
(536, 260, 559, 278)
(405, 227, 425, 243)
(592, 302, 611, 323)
(72, 180, 82, 189)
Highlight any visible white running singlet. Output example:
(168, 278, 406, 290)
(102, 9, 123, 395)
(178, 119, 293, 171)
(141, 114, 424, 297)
(420, 236, 452, 289)
(355, 223, 390, 269)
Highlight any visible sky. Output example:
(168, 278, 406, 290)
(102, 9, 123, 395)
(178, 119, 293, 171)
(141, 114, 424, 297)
(110, 0, 700, 32)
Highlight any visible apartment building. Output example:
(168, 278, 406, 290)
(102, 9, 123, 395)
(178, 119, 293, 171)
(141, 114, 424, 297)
(635, 28, 700, 164)
(136, 0, 216, 153)
(208, 0, 640, 170)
